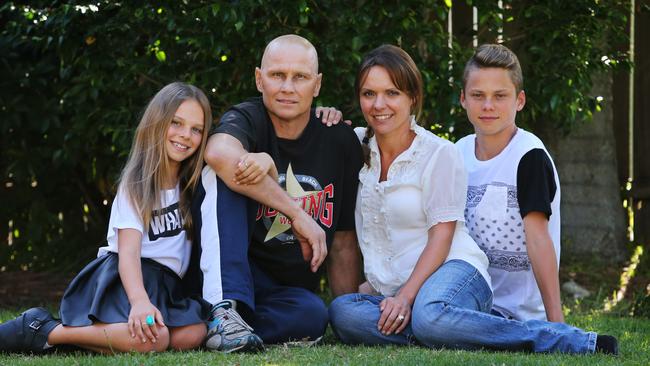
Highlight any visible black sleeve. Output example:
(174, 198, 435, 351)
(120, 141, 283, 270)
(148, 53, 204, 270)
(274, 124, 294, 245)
(212, 109, 256, 151)
(336, 127, 363, 231)
(516, 148, 557, 219)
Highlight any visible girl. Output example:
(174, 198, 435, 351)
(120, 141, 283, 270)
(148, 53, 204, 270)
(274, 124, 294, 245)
(0, 82, 212, 354)
(328, 45, 615, 354)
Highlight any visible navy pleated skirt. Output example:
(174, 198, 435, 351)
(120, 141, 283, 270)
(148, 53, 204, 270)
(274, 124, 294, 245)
(60, 252, 210, 327)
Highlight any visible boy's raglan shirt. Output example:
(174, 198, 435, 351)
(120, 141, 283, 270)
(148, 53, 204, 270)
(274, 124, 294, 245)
(456, 128, 561, 321)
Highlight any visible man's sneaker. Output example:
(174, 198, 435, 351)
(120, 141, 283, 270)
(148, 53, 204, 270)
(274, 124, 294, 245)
(0, 307, 60, 354)
(205, 300, 264, 353)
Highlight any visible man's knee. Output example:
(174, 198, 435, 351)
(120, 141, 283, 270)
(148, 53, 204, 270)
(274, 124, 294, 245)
(255, 290, 327, 343)
(288, 292, 328, 339)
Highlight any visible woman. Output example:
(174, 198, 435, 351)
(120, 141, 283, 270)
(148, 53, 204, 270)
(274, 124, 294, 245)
(329, 44, 492, 346)
(328, 45, 610, 354)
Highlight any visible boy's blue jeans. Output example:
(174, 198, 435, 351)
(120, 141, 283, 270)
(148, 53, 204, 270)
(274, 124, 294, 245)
(329, 259, 597, 354)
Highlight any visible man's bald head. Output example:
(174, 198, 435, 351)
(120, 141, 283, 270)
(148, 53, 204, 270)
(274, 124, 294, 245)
(260, 34, 319, 74)
(255, 34, 322, 126)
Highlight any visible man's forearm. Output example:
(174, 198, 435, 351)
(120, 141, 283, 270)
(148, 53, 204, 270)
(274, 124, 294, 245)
(327, 230, 361, 297)
(206, 134, 303, 220)
(206, 133, 327, 270)
(227, 173, 305, 220)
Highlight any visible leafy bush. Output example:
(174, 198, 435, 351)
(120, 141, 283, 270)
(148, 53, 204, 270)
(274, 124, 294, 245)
(0, 0, 629, 271)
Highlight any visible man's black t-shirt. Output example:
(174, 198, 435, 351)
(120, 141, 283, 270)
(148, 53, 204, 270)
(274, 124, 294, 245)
(213, 97, 363, 291)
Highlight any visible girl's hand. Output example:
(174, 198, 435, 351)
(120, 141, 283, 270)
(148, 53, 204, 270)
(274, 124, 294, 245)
(128, 299, 165, 344)
(235, 152, 278, 185)
(377, 295, 411, 335)
(315, 106, 351, 126)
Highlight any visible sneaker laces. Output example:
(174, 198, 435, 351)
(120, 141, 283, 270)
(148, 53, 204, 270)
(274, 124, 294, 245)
(214, 307, 254, 336)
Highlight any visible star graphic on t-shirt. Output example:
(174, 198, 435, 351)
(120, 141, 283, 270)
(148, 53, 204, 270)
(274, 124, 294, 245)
(264, 163, 319, 242)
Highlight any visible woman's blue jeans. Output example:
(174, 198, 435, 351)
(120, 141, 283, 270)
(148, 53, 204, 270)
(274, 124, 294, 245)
(329, 260, 597, 354)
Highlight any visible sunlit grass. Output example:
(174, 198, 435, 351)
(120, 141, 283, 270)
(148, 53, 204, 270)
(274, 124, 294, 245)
(604, 245, 644, 312)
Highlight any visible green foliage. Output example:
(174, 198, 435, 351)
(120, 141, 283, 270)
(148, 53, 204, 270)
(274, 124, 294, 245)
(505, 0, 632, 135)
(0, 1, 630, 271)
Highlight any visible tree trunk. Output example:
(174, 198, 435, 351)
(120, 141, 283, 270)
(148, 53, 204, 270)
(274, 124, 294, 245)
(547, 72, 627, 262)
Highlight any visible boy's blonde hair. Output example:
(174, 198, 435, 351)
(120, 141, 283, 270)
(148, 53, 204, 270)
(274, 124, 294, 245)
(462, 44, 523, 93)
(119, 82, 212, 238)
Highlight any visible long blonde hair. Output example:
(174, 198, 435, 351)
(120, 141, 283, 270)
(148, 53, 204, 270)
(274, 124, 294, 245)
(119, 82, 212, 238)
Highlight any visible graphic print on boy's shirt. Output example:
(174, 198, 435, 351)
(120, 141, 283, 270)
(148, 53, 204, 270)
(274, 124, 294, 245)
(457, 130, 561, 320)
(465, 182, 530, 272)
(148, 202, 183, 241)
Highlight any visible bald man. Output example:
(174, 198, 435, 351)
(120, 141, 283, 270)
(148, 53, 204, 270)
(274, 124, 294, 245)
(190, 35, 363, 352)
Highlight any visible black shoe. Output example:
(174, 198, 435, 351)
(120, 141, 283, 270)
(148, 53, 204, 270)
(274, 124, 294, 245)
(595, 334, 619, 356)
(0, 307, 60, 354)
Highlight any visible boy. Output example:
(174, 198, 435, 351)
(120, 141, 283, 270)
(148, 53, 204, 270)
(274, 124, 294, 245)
(455, 43, 564, 323)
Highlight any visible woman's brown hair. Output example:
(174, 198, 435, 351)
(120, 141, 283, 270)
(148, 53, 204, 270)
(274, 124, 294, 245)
(355, 45, 423, 166)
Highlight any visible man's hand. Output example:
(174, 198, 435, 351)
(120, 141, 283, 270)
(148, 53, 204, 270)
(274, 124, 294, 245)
(291, 210, 327, 272)
(206, 134, 328, 272)
(315, 106, 351, 126)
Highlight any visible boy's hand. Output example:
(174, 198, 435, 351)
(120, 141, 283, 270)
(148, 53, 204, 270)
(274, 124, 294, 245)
(315, 106, 352, 127)
(235, 152, 278, 185)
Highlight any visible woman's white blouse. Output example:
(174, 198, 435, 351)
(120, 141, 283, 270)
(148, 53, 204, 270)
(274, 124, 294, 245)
(355, 118, 491, 297)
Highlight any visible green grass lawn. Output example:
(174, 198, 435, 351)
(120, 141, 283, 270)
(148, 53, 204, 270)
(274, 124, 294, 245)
(1, 307, 648, 366)
(2, 249, 649, 365)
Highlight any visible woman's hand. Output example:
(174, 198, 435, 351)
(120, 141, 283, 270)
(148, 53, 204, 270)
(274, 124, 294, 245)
(128, 298, 165, 344)
(234, 152, 278, 185)
(377, 295, 412, 335)
(374, 221, 456, 336)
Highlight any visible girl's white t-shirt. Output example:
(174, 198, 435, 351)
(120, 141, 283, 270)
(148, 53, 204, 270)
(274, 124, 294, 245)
(98, 185, 191, 277)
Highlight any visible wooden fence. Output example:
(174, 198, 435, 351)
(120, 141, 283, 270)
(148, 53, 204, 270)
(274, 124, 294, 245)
(613, 1, 650, 244)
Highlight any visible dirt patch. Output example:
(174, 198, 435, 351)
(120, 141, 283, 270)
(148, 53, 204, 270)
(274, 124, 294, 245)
(0, 271, 74, 308)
